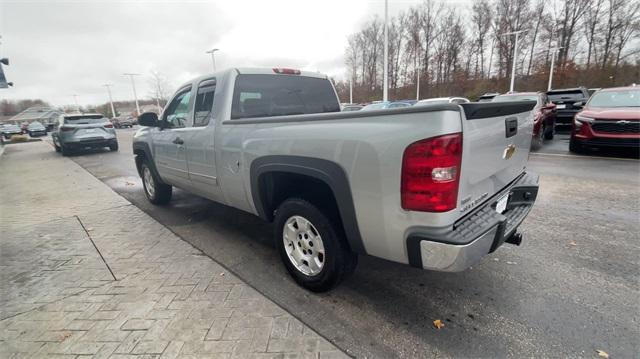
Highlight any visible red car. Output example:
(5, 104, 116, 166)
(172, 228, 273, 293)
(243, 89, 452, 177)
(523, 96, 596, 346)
(570, 86, 640, 153)
(492, 92, 556, 149)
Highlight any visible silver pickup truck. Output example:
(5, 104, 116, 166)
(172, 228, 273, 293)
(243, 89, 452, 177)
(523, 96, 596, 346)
(133, 68, 539, 292)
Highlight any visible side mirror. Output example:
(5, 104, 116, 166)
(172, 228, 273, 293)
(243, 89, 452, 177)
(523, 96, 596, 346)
(138, 112, 159, 127)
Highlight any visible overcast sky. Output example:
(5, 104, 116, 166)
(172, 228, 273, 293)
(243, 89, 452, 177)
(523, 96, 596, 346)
(0, 0, 448, 107)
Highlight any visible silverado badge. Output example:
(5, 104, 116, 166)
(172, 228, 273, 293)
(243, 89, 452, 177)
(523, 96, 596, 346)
(503, 144, 516, 160)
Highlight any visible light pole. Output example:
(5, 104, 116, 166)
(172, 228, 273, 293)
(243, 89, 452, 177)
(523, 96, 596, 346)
(72, 94, 79, 111)
(206, 48, 219, 72)
(501, 30, 526, 92)
(547, 46, 563, 91)
(123, 73, 141, 116)
(102, 84, 117, 118)
(349, 78, 353, 104)
(382, 0, 389, 102)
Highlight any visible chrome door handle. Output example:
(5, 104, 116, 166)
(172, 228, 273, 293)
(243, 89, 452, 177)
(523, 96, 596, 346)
(172, 137, 184, 145)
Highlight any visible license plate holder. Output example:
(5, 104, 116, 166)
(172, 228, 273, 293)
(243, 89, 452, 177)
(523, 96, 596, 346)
(556, 104, 566, 109)
(495, 193, 509, 214)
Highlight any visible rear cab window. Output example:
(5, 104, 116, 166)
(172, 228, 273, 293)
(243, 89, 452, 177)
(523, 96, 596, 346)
(231, 74, 340, 119)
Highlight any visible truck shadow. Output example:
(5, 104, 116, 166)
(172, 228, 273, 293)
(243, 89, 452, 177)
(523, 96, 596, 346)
(160, 190, 530, 358)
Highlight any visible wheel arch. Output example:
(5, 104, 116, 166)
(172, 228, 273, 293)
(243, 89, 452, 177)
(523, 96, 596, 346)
(250, 155, 366, 255)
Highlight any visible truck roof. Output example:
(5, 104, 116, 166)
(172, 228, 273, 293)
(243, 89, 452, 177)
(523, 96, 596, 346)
(180, 68, 329, 89)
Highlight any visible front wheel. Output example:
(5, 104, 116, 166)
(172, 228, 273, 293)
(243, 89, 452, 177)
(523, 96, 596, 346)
(109, 142, 119, 151)
(569, 137, 583, 153)
(544, 124, 555, 140)
(274, 198, 357, 292)
(141, 159, 172, 204)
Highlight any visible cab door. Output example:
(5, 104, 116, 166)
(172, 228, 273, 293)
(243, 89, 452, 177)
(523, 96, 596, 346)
(182, 78, 223, 201)
(152, 86, 193, 188)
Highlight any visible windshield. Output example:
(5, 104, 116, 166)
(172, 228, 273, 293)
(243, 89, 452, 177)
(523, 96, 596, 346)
(492, 95, 539, 103)
(4, 125, 20, 131)
(231, 74, 340, 119)
(28, 122, 45, 128)
(64, 114, 106, 124)
(547, 90, 585, 102)
(587, 89, 640, 108)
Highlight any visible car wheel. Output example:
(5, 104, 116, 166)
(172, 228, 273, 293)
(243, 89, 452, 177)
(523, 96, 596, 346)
(569, 137, 583, 153)
(141, 159, 172, 204)
(544, 124, 555, 140)
(274, 198, 357, 292)
(60, 143, 71, 156)
(109, 142, 119, 151)
(54, 140, 61, 152)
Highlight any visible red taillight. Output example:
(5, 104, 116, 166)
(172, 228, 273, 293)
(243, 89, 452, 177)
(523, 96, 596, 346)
(104, 123, 114, 128)
(401, 133, 462, 212)
(60, 126, 74, 132)
(273, 68, 301, 75)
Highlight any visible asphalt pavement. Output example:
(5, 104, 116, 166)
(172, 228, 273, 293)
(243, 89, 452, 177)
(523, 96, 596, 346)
(56, 128, 640, 358)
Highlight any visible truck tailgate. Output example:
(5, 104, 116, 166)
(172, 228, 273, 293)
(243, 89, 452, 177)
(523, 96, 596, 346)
(457, 101, 536, 216)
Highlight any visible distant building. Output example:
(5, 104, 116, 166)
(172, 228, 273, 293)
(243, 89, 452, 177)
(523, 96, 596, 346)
(3, 107, 63, 126)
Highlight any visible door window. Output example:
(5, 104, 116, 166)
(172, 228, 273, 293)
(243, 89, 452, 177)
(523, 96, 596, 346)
(193, 79, 216, 127)
(162, 88, 192, 128)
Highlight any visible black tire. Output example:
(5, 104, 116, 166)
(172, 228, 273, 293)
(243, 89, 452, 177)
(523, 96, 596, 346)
(140, 158, 172, 205)
(274, 198, 357, 292)
(109, 142, 119, 151)
(60, 143, 71, 156)
(544, 124, 555, 140)
(569, 137, 583, 153)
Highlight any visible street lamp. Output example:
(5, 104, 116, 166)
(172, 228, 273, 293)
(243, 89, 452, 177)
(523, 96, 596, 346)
(102, 84, 117, 118)
(382, 0, 388, 102)
(206, 48, 219, 72)
(72, 94, 79, 111)
(123, 73, 141, 116)
(500, 30, 527, 93)
(547, 46, 563, 91)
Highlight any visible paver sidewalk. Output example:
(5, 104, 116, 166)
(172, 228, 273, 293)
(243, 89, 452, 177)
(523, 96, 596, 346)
(0, 142, 346, 358)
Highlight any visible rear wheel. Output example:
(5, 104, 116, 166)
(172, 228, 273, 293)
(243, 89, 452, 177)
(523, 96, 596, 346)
(274, 198, 357, 292)
(544, 123, 555, 140)
(141, 159, 172, 204)
(60, 143, 71, 156)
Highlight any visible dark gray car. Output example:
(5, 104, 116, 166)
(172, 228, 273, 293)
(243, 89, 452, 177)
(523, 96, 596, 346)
(52, 113, 118, 155)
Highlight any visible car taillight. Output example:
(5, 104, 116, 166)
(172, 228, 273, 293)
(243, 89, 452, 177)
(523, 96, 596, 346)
(401, 133, 462, 212)
(273, 68, 301, 75)
(104, 123, 114, 128)
(60, 127, 74, 132)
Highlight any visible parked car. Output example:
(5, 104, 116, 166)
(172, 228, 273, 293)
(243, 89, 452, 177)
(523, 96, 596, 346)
(27, 121, 47, 137)
(113, 116, 134, 128)
(2, 124, 22, 139)
(341, 104, 363, 112)
(361, 101, 412, 111)
(570, 86, 640, 153)
(546, 87, 590, 127)
(491, 92, 556, 150)
(477, 93, 500, 102)
(51, 113, 118, 155)
(415, 97, 470, 106)
(132, 67, 539, 292)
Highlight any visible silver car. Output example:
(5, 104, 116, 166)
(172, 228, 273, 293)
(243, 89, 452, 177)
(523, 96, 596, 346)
(52, 113, 118, 155)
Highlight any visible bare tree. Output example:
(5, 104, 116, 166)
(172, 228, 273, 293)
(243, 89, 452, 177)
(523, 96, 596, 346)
(526, 0, 546, 76)
(583, 0, 605, 68)
(149, 70, 171, 108)
(471, 0, 493, 78)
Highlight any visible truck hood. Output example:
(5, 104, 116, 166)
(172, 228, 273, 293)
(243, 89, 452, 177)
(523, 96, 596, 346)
(580, 107, 640, 121)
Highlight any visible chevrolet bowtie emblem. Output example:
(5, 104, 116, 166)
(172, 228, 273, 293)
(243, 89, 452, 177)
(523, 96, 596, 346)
(503, 144, 516, 160)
